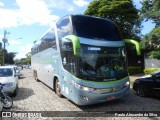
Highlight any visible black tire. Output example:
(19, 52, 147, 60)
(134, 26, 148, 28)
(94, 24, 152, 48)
(137, 84, 148, 97)
(34, 70, 39, 81)
(55, 79, 63, 98)
(2, 95, 13, 109)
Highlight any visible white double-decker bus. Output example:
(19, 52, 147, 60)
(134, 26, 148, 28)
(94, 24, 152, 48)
(31, 15, 140, 105)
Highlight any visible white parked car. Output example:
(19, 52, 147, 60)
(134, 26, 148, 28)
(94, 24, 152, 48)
(0, 66, 18, 96)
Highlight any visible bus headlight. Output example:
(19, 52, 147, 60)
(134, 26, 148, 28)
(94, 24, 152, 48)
(73, 80, 130, 94)
(73, 81, 94, 92)
(81, 86, 94, 92)
(125, 81, 130, 87)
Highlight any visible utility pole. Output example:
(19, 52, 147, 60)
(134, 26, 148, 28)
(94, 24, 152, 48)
(2, 30, 10, 65)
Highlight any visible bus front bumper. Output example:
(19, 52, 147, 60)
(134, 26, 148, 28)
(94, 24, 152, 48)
(71, 85, 130, 106)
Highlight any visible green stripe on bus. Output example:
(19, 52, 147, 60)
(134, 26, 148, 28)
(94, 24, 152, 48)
(74, 76, 129, 84)
(42, 60, 56, 63)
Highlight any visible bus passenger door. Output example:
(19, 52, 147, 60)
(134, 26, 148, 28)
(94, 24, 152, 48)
(60, 39, 76, 98)
(61, 56, 76, 98)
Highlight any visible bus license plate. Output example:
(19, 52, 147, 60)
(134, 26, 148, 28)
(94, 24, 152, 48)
(107, 96, 115, 101)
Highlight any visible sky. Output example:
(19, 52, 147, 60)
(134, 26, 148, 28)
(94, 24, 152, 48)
(0, 0, 155, 59)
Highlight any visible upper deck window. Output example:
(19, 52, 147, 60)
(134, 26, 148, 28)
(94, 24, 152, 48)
(72, 15, 122, 41)
(56, 16, 72, 39)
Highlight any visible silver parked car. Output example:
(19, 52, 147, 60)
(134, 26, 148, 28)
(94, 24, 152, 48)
(0, 66, 18, 96)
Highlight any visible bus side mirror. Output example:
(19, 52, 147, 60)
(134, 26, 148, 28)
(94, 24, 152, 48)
(62, 35, 81, 56)
(123, 39, 141, 56)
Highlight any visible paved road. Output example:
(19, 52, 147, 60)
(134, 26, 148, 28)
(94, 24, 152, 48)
(2, 69, 160, 120)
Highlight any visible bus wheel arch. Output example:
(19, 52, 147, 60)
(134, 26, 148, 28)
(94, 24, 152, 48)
(54, 77, 63, 98)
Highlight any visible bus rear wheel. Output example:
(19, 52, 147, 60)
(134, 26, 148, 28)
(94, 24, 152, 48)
(55, 79, 63, 98)
(33, 70, 39, 81)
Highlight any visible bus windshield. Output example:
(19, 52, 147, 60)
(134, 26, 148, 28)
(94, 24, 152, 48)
(72, 15, 122, 41)
(78, 44, 127, 81)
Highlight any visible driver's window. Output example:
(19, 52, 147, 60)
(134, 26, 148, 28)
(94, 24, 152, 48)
(62, 39, 73, 51)
(61, 42, 76, 75)
(62, 55, 76, 75)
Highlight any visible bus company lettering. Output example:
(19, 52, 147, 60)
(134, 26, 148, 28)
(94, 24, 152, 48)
(88, 47, 101, 51)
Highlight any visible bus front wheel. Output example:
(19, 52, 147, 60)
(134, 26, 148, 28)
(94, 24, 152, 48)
(55, 79, 63, 98)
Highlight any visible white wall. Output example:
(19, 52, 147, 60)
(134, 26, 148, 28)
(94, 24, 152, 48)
(145, 59, 160, 68)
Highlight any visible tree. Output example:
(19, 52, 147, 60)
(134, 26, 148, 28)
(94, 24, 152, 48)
(0, 42, 2, 49)
(140, 0, 160, 26)
(0, 42, 3, 65)
(17, 52, 31, 65)
(141, 26, 160, 59)
(14, 52, 31, 65)
(0, 49, 3, 65)
(140, 0, 160, 59)
(5, 52, 17, 64)
(84, 0, 141, 39)
(25, 52, 31, 64)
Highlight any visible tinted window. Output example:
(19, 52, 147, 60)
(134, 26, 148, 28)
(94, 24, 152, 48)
(40, 27, 56, 51)
(56, 16, 72, 49)
(77, 44, 127, 80)
(0, 68, 13, 77)
(72, 15, 122, 41)
(31, 27, 57, 55)
(61, 51, 76, 75)
(31, 43, 39, 55)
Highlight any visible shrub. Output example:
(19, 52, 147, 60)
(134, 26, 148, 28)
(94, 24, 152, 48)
(128, 66, 142, 75)
(143, 68, 159, 75)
